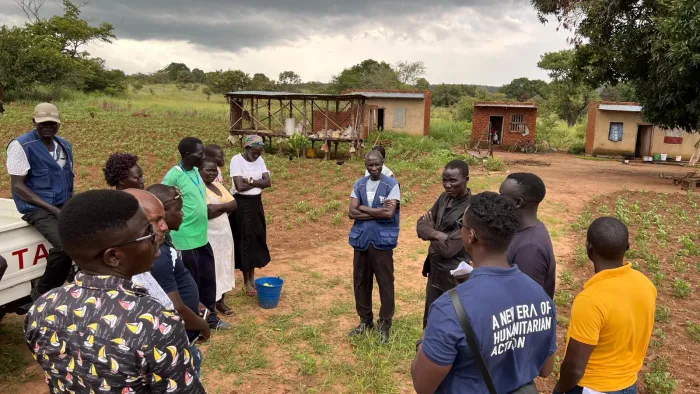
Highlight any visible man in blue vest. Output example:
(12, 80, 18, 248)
(348, 150, 400, 344)
(6, 103, 74, 300)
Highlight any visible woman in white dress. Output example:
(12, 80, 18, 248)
(199, 159, 237, 316)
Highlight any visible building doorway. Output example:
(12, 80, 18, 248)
(377, 108, 385, 130)
(489, 116, 504, 146)
(635, 125, 654, 157)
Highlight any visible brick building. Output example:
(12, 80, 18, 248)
(471, 102, 537, 149)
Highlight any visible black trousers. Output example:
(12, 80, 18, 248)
(423, 275, 447, 329)
(22, 208, 73, 296)
(353, 246, 395, 329)
(181, 243, 219, 325)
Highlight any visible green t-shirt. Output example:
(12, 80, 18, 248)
(162, 164, 208, 250)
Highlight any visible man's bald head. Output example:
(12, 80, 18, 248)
(366, 149, 384, 162)
(124, 189, 168, 238)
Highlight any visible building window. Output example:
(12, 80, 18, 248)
(510, 114, 526, 133)
(663, 128, 684, 144)
(608, 122, 623, 142)
(392, 107, 406, 128)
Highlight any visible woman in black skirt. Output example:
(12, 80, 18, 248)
(229, 135, 272, 296)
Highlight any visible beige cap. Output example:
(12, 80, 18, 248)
(33, 103, 61, 124)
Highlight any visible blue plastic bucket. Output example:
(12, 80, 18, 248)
(254, 277, 284, 309)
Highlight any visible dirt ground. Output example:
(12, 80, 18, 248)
(0, 152, 694, 393)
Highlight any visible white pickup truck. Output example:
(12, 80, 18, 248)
(0, 198, 52, 317)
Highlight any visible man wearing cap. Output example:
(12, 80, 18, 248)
(6, 103, 74, 300)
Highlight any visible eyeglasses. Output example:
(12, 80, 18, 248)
(93, 223, 157, 259)
(161, 187, 183, 205)
(456, 217, 478, 240)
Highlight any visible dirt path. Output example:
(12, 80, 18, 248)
(0, 152, 693, 393)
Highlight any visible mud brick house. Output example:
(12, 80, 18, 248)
(471, 102, 537, 149)
(339, 89, 431, 137)
(586, 101, 699, 160)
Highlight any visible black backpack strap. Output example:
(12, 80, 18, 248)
(448, 288, 498, 394)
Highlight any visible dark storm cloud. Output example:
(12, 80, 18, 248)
(1, 0, 529, 51)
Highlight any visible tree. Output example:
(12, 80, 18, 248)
(162, 63, 190, 82)
(415, 78, 430, 91)
(500, 77, 548, 102)
(599, 83, 637, 102)
(331, 59, 401, 92)
(175, 70, 193, 84)
(249, 73, 273, 91)
(26, 0, 115, 59)
(532, 0, 700, 132)
(394, 60, 426, 85)
(207, 70, 251, 94)
(278, 71, 301, 86)
(191, 68, 206, 84)
(431, 84, 479, 107)
(538, 50, 596, 126)
(0, 1, 122, 99)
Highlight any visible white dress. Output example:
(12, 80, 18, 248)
(206, 182, 236, 300)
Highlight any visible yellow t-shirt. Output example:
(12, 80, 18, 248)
(566, 263, 656, 391)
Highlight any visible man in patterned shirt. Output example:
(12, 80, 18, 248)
(24, 189, 206, 393)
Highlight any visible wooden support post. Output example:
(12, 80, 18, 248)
(311, 100, 314, 135)
(324, 100, 329, 131)
(268, 99, 271, 131)
(303, 99, 308, 135)
(334, 142, 339, 158)
(325, 140, 331, 160)
(253, 98, 258, 132)
(279, 99, 284, 134)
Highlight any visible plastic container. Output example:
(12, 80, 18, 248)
(653, 154, 661, 161)
(660, 153, 668, 161)
(255, 277, 284, 309)
(676, 156, 683, 162)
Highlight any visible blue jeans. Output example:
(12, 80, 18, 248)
(189, 345, 202, 377)
(553, 383, 637, 394)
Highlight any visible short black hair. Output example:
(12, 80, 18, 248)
(587, 217, 629, 260)
(506, 172, 546, 204)
(371, 145, 386, 158)
(103, 153, 139, 187)
(366, 149, 383, 161)
(205, 144, 223, 156)
(445, 159, 469, 178)
(178, 137, 203, 157)
(200, 157, 218, 167)
(465, 192, 519, 252)
(58, 190, 140, 253)
(146, 184, 177, 203)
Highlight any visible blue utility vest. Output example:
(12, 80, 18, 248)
(348, 174, 400, 251)
(11, 130, 74, 214)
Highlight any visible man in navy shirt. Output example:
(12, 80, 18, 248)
(411, 192, 556, 394)
(500, 172, 556, 298)
(146, 184, 212, 375)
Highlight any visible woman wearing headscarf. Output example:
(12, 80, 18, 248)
(103, 152, 145, 190)
(199, 158, 237, 315)
(229, 135, 272, 296)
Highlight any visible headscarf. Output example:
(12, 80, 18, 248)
(244, 135, 265, 149)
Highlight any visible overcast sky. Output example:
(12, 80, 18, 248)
(0, 0, 572, 86)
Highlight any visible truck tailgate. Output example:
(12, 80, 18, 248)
(0, 199, 51, 306)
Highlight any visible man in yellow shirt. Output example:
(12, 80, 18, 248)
(554, 217, 656, 394)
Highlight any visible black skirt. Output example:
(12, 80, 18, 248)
(230, 193, 271, 271)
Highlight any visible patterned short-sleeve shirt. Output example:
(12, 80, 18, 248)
(24, 272, 206, 394)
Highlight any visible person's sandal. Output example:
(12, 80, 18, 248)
(216, 300, 234, 316)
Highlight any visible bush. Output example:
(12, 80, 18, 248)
(644, 358, 677, 394)
(671, 278, 692, 299)
(484, 157, 505, 171)
(568, 142, 585, 154)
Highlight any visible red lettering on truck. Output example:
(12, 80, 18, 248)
(12, 248, 29, 270)
(34, 244, 48, 266)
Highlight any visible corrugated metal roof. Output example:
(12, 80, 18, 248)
(225, 91, 424, 100)
(475, 103, 537, 109)
(350, 92, 424, 99)
(599, 104, 643, 112)
(225, 91, 366, 100)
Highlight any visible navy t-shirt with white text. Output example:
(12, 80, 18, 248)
(422, 265, 557, 393)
